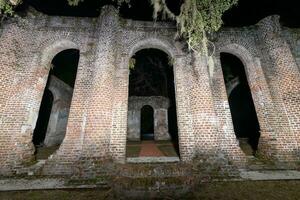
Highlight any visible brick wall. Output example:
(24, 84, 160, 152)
(257, 16, 300, 162)
(282, 27, 300, 71)
(0, 6, 299, 176)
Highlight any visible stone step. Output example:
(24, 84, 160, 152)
(239, 169, 300, 180)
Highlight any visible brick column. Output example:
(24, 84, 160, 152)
(43, 50, 95, 175)
(257, 16, 300, 162)
(80, 6, 120, 159)
(190, 54, 245, 166)
(173, 56, 195, 161)
(110, 53, 130, 163)
(211, 56, 247, 167)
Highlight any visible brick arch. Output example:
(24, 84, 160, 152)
(218, 43, 274, 154)
(139, 102, 155, 110)
(29, 40, 80, 160)
(133, 97, 170, 110)
(141, 104, 154, 109)
(128, 37, 180, 59)
(110, 38, 192, 162)
(218, 43, 268, 108)
(39, 39, 79, 69)
(219, 43, 256, 81)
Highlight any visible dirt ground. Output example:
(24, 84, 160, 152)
(0, 180, 299, 200)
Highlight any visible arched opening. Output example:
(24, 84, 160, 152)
(140, 105, 154, 140)
(220, 52, 260, 156)
(32, 89, 53, 146)
(33, 49, 80, 159)
(126, 48, 179, 160)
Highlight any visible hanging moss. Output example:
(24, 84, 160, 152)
(151, 0, 237, 52)
(67, 0, 238, 53)
(2, 0, 237, 53)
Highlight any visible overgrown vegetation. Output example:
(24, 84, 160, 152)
(1, 181, 300, 200)
(151, 0, 238, 53)
(0, 0, 19, 18)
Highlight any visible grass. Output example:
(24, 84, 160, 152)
(0, 181, 300, 199)
(0, 189, 109, 200)
(192, 180, 300, 200)
(126, 145, 141, 157)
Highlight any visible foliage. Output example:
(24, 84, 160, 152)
(0, 0, 18, 16)
(128, 57, 136, 69)
(173, 0, 238, 53)
(68, 0, 130, 6)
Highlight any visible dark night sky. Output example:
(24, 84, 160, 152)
(18, 0, 300, 27)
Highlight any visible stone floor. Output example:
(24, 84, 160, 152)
(126, 140, 179, 157)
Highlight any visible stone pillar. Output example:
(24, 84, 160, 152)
(127, 108, 140, 141)
(154, 108, 170, 140)
(257, 16, 300, 162)
(44, 76, 73, 147)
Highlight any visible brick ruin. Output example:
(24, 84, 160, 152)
(0, 6, 300, 178)
(127, 96, 170, 141)
(42, 75, 73, 147)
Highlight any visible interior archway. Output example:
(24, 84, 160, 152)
(126, 48, 179, 160)
(140, 105, 154, 140)
(220, 52, 261, 156)
(32, 89, 53, 146)
(32, 49, 80, 160)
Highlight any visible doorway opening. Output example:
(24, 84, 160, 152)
(141, 105, 154, 140)
(32, 49, 79, 160)
(32, 89, 53, 146)
(220, 52, 260, 156)
(126, 48, 179, 161)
